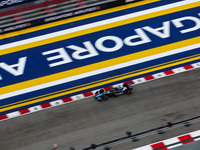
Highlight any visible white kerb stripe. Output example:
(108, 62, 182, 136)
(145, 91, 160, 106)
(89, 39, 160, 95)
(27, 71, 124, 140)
(133, 145, 152, 150)
(0, 0, 199, 50)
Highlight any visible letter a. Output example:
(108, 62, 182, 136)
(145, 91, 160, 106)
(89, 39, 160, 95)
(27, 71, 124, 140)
(143, 21, 170, 38)
(0, 57, 27, 76)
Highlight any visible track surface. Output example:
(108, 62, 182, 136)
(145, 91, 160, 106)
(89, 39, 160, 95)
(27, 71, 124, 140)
(1, 69, 200, 150)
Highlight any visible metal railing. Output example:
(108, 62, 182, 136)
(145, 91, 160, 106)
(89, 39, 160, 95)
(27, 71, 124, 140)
(0, 0, 116, 28)
(0, 0, 48, 13)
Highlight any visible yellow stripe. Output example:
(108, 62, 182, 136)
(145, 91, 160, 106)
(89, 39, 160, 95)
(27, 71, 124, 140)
(1, 53, 200, 112)
(1, 1, 199, 55)
(0, 36, 200, 95)
(0, 0, 159, 40)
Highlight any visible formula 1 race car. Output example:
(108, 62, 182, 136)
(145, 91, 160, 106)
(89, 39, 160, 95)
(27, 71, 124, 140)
(94, 83, 133, 102)
(105, 83, 133, 97)
(94, 83, 133, 101)
(94, 89, 108, 102)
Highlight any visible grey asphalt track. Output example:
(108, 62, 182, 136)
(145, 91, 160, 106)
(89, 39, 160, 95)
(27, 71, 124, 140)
(1, 68, 200, 150)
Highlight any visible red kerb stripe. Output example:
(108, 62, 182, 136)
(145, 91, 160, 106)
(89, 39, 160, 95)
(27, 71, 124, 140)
(41, 103, 51, 108)
(62, 97, 73, 103)
(19, 108, 30, 114)
(144, 75, 155, 80)
(124, 80, 134, 85)
(83, 92, 94, 97)
(151, 142, 168, 150)
(178, 134, 194, 144)
(164, 70, 174, 75)
(183, 65, 194, 70)
(0, 114, 8, 120)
